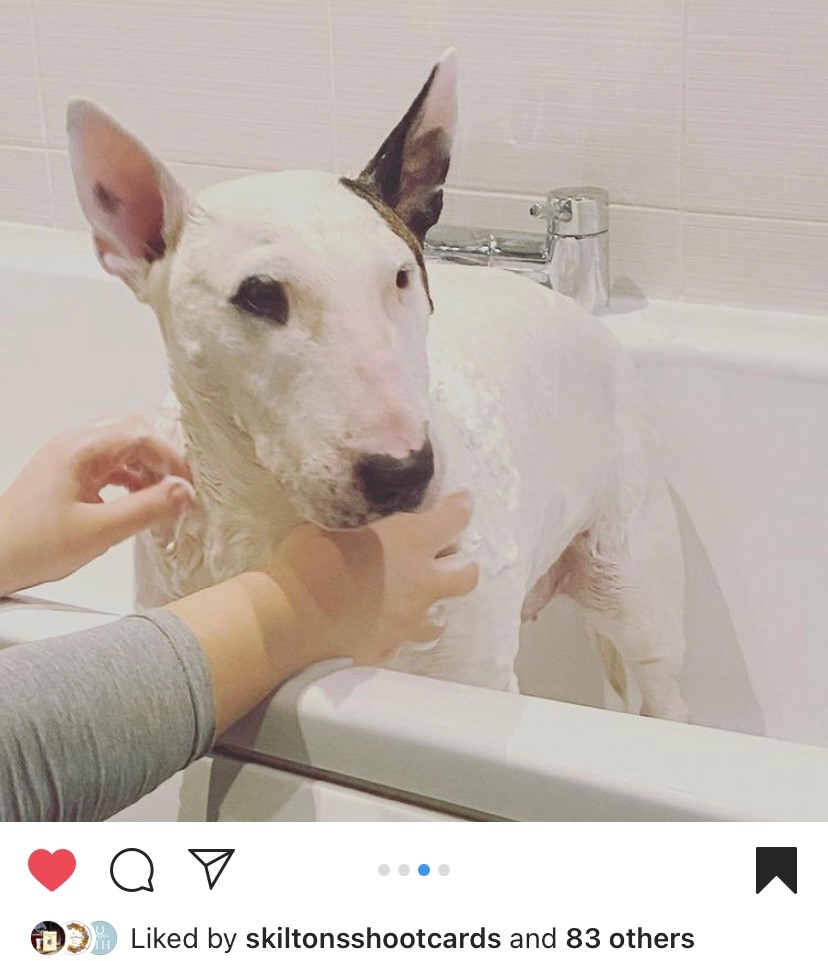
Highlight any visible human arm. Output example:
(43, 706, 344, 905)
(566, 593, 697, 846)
(0, 609, 212, 821)
(0, 493, 477, 820)
(167, 492, 478, 732)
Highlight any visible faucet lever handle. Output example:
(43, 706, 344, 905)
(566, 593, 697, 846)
(531, 187, 608, 237)
(529, 196, 572, 224)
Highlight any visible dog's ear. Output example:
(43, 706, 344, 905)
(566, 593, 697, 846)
(358, 49, 457, 244)
(67, 99, 188, 294)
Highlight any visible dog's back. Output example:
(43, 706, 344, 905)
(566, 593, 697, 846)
(427, 262, 636, 590)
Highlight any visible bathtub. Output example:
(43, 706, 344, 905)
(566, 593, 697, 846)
(1, 220, 827, 821)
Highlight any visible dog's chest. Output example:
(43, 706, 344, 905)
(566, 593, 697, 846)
(424, 264, 609, 585)
(428, 352, 522, 580)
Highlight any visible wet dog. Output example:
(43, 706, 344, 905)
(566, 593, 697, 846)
(68, 51, 687, 719)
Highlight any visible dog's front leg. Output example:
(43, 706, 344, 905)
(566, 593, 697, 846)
(383, 565, 526, 692)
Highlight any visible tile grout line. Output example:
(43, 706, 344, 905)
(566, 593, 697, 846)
(324, 0, 340, 174)
(679, 0, 690, 302)
(24, 0, 56, 228)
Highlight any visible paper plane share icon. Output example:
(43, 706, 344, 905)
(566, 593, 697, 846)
(189, 849, 235, 891)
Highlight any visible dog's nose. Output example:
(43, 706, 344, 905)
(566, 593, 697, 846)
(356, 440, 434, 513)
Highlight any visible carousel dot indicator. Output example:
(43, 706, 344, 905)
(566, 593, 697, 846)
(398, 864, 410, 876)
(438, 864, 450, 876)
(418, 863, 430, 876)
(378, 864, 390, 876)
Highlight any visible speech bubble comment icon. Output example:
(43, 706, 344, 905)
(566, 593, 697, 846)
(110, 848, 155, 893)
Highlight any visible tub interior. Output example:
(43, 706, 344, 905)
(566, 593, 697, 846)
(2, 224, 827, 751)
(519, 356, 828, 747)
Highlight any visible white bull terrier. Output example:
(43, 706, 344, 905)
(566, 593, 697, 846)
(67, 51, 688, 720)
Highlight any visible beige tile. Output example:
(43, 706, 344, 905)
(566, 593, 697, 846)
(331, 0, 683, 206)
(49, 149, 93, 231)
(33, 0, 335, 171)
(0, 0, 44, 146)
(441, 188, 541, 232)
(611, 205, 681, 300)
(685, 1, 828, 219)
(50, 150, 268, 230)
(682, 213, 828, 315)
(0, 147, 52, 225)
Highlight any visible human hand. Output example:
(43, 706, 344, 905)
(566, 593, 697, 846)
(0, 414, 194, 596)
(264, 491, 479, 666)
(166, 492, 478, 732)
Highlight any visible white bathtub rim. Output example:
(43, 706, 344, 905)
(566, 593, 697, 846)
(604, 296, 828, 383)
(220, 665, 828, 822)
(0, 221, 104, 281)
(4, 602, 822, 822)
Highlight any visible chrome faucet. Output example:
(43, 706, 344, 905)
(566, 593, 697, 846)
(424, 186, 609, 313)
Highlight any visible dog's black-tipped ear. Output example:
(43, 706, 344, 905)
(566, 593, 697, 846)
(358, 49, 457, 244)
(67, 99, 188, 295)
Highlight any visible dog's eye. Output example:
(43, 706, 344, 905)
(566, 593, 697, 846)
(396, 269, 410, 290)
(230, 275, 289, 325)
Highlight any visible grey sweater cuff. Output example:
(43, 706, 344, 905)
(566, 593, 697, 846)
(0, 608, 216, 821)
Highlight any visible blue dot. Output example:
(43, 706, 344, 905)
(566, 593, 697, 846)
(418, 863, 430, 876)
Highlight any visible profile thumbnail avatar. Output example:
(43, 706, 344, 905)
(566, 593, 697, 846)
(31, 921, 65, 954)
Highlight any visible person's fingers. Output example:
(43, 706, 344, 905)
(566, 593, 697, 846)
(117, 436, 190, 483)
(435, 540, 460, 559)
(412, 490, 474, 553)
(78, 448, 165, 501)
(105, 466, 156, 492)
(81, 475, 195, 551)
(432, 558, 480, 598)
(408, 619, 445, 645)
(74, 416, 191, 486)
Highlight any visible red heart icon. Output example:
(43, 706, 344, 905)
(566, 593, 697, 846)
(28, 849, 76, 891)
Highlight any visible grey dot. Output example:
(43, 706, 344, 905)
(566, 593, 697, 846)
(438, 864, 450, 876)
(378, 864, 390, 876)
(398, 864, 410, 876)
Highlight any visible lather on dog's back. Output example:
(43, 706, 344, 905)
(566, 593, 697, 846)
(68, 51, 688, 721)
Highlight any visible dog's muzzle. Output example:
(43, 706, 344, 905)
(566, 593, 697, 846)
(355, 439, 434, 514)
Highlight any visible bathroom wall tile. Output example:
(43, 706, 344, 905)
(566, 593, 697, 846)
(0, 147, 52, 225)
(50, 150, 268, 230)
(48, 150, 100, 232)
(682, 213, 828, 315)
(32, 0, 335, 172)
(0, 1, 45, 146)
(331, 0, 684, 207)
(685, 1, 828, 220)
(441, 188, 542, 232)
(13, 0, 828, 317)
(611, 206, 682, 301)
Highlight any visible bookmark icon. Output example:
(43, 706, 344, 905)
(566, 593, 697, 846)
(189, 849, 235, 891)
(756, 847, 797, 894)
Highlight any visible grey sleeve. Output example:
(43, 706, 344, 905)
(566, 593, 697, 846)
(0, 609, 216, 821)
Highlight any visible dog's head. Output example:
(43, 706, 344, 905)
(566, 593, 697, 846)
(68, 52, 457, 527)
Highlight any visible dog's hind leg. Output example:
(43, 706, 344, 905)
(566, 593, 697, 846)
(562, 482, 689, 722)
(594, 632, 629, 708)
